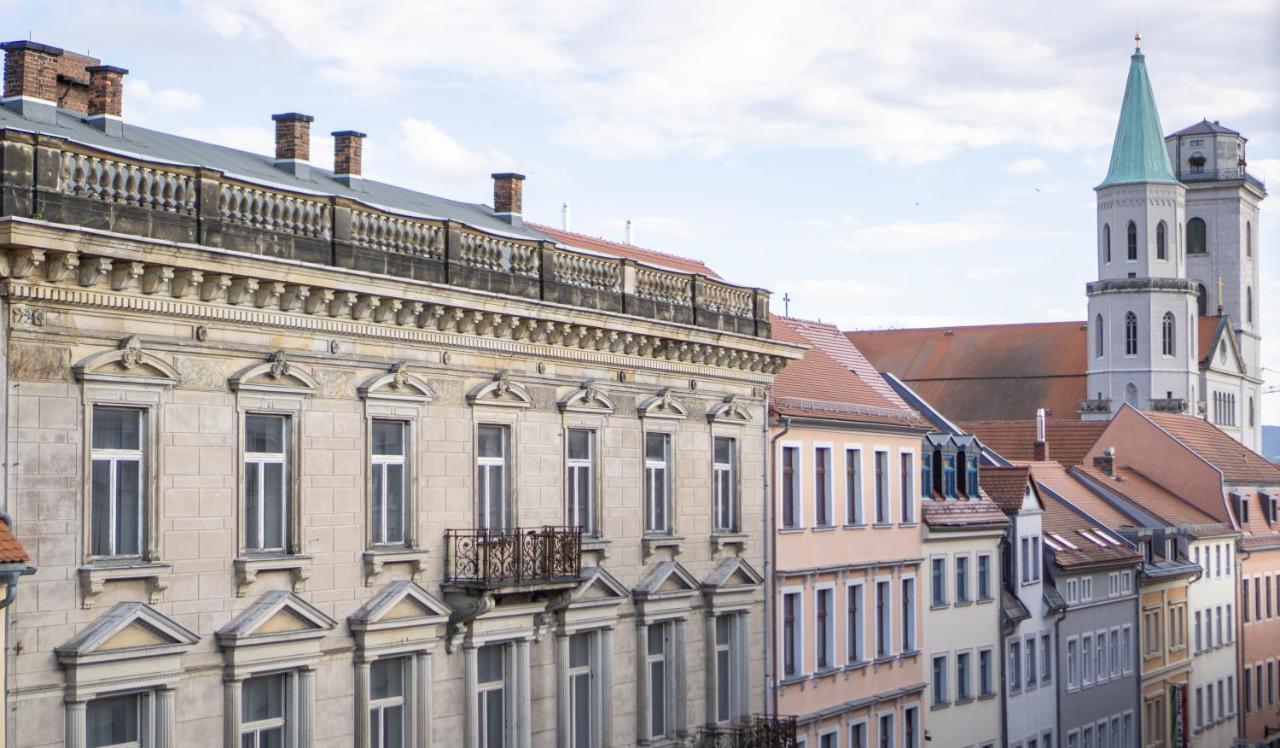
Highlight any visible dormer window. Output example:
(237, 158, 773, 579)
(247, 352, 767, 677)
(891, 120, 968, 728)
(943, 454, 957, 499)
(1234, 494, 1250, 524)
(921, 456, 933, 501)
(966, 455, 980, 498)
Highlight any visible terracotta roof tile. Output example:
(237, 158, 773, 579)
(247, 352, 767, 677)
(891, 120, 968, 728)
(1142, 411, 1280, 485)
(846, 321, 1088, 422)
(979, 466, 1031, 512)
(783, 317, 913, 411)
(961, 419, 1107, 466)
(1198, 315, 1222, 363)
(528, 223, 721, 277)
(1075, 465, 1223, 530)
(1037, 485, 1142, 568)
(1028, 461, 1136, 530)
(0, 521, 30, 565)
(922, 498, 1009, 528)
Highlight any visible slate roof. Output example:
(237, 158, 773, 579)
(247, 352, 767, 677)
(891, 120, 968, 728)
(1142, 411, 1280, 485)
(1170, 119, 1242, 138)
(978, 466, 1032, 513)
(962, 419, 1107, 466)
(527, 223, 721, 278)
(922, 499, 1009, 529)
(1037, 483, 1142, 569)
(0, 520, 30, 565)
(847, 321, 1088, 422)
(1099, 47, 1179, 187)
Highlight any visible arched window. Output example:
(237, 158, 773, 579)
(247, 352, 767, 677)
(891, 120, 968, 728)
(1248, 286, 1254, 323)
(1156, 221, 1167, 260)
(1095, 314, 1104, 358)
(1125, 383, 1138, 406)
(1127, 221, 1138, 261)
(1196, 283, 1208, 316)
(1124, 312, 1138, 355)
(1103, 224, 1111, 263)
(1250, 396, 1255, 427)
(1162, 312, 1175, 356)
(1189, 151, 1205, 174)
(1187, 218, 1207, 254)
(1247, 222, 1253, 257)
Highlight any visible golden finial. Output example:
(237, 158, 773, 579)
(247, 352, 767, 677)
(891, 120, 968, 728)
(1134, 32, 1142, 49)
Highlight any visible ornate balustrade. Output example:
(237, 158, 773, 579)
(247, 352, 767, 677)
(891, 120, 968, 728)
(444, 526, 582, 591)
(696, 716, 799, 748)
(1, 131, 772, 337)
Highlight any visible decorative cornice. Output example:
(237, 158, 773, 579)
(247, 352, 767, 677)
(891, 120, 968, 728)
(1086, 277, 1198, 295)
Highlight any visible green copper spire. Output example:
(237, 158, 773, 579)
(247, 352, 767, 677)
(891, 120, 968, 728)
(1099, 35, 1178, 187)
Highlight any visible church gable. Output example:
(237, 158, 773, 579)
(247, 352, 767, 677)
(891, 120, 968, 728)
(1199, 317, 1246, 375)
(57, 602, 198, 663)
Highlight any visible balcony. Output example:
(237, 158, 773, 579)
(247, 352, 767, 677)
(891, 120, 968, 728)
(1150, 397, 1187, 414)
(1079, 398, 1113, 415)
(1177, 167, 1266, 192)
(696, 716, 799, 748)
(444, 526, 583, 593)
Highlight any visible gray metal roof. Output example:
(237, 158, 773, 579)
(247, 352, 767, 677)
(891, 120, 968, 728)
(0, 104, 549, 241)
(1169, 119, 1242, 138)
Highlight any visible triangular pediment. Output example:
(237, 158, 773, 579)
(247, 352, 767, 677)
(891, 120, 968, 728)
(1200, 316, 1246, 376)
(559, 382, 616, 414)
(57, 602, 198, 662)
(359, 363, 436, 402)
(349, 580, 451, 631)
(73, 336, 180, 387)
(633, 560, 699, 599)
(468, 371, 533, 409)
(706, 396, 752, 425)
(638, 389, 688, 421)
(702, 556, 764, 590)
(229, 351, 318, 394)
(217, 590, 335, 646)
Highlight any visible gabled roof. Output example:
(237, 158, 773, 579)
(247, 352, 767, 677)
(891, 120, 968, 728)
(57, 602, 199, 659)
(1142, 410, 1280, 485)
(1198, 315, 1244, 373)
(979, 466, 1033, 513)
(1036, 478, 1142, 569)
(922, 498, 1009, 529)
(962, 419, 1107, 466)
(1170, 119, 1242, 138)
(528, 223, 720, 278)
(1028, 461, 1135, 530)
(783, 317, 913, 411)
(847, 321, 1088, 422)
(1099, 46, 1179, 187)
(1074, 465, 1227, 533)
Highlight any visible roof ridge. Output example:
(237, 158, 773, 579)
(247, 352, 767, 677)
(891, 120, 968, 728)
(846, 319, 1087, 335)
(526, 222, 708, 266)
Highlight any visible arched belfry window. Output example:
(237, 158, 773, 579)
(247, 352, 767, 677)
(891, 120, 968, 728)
(1196, 284, 1208, 316)
(1124, 312, 1138, 356)
(1127, 221, 1138, 261)
(1125, 383, 1138, 406)
(1095, 314, 1105, 359)
(1162, 312, 1175, 356)
(1247, 286, 1254, 323)
(1188, 218, 1207, 254)
(1247, 222, 1253, 257)
(1103, 224, 1111, 263)
(1156, 221, 1167, 260)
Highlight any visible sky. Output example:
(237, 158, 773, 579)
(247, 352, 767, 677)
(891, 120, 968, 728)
(9, 0, 1280, 416)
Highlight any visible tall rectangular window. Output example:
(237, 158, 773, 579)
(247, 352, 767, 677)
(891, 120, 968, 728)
(847, 583, 864, 663)
(977, 554, 992, 600)
(878, 713, 894, 748)
(955, 556, 970, 604)
(713, 616, 742, 725)
(874, 451, 889, 523)
(1081, 635, 1092, 683)
(91, 406, 145, 558)
(814, 447, 832, 526)
(477, 644, 508, 747)
(1067, 638, 1079, 688)
(876, 581, 891, 657)
(566, 429, 596, 536)
(904, 706, 919, 748)
(1121, 626, 1132, 673)
(568, 631, 598, 745)
(370, 657, 407, 748)
(900, 453, 914, 523)
(943, 454, 957, 498)
(647, 623, 675, 739)
(956, 651, 972, 700)
(477, 425, 510, 532)
(816, 587, 834, 670)
(846, 448, 863, 525)
(781, 446, 800, 529)
(87, 692, 146, 748)
(979, 648, 994, 696)
(901, 578, 916, 651)
(245, 414, 289, 551)
(931, 558, 947, 606)
(241, 672, 289, 748)
(1009, 641, 1021, 689)
(966, 455, 979, 498)
(1026, 637, 1037, 683)
(1195, 610, 1202, 652)
(932, 656, 948, 706)
(783, 592, 802, 677)
(1041, 632, 1052, 683)
(371, 420, 407, 546)
(644, 433, 671, 534)
(713, 437, 736, 532)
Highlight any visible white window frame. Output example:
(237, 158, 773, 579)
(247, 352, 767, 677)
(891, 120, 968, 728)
(712, 436, 737, 533)
(85, 690, 152, 748)
(954, 554, 970, 604)
(875, 577, 893, 658)
(1067, 636, 1079, 690)
(644, 621, 678, 740)
(844, 445, 864, 526)
(873, 450, 891, 524)
(370, 419, 409, 547)
(780, 442, 803, 529)
(782, 587, 805, 678)
(476, 642, 515, 748)
(930, 556, 948, 607)
(643, 431, 672, 535)
(977, 553, 992, 600)
(815, 583, 836, 671)
(814, 444, 834, 527)
(89, 406, 147, 559)
(899, 449, 915, 524)
(846, 581, 865, 664)
(243, 413, 291, 553)
(239, 671, 297, 748)
(566, 428, 597, 536)
(900, 575, 916, 652)
(368, 656, 410, 748)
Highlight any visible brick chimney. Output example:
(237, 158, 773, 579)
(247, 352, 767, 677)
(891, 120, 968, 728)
(272, 112, 314, 179)
(1033, 407, 1050, 461)
(86, 65, 127, 136)
(1093, 446, 1116, 478)
(492, 172, 525, 225)
(1, 40, 62, 123)
(332, 130, 365, 189)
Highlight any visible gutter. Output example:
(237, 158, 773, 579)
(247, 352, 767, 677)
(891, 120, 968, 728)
(766, 413, 790, 718)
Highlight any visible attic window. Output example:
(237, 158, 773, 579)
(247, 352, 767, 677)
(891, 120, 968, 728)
(1049, 532, 1079, 550)
(1044, 536, 1064, 552)
(1099, 533, 1122, 547)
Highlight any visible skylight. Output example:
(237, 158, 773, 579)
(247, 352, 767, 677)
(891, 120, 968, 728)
(1044, 537, 1064, 551)
(1049, 532, 1079, 550)
(1077, 530, 1109, 547)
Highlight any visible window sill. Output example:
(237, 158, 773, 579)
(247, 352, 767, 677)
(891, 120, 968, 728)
(362, 547, 428, 586)
(955, 696, 975, 705)
(900, 648, 921, 658)
(873, 654, 898, 666)
(930, 702, 950, 711)
(978, 692, 997, 701)
(872, 523, 894, 529)
(845, 660, 869, 672)
(930, 602, 949, 610)
(955, 600, 973, 607)
(79, 561, 172, 608)
(779, 674, 808, 688)
(709, 532, 747, 557)
(811, 525, 837, 533)
(778, 527, 806, 535)
(842, 523, 867, 530)
(580, 536, 612, 559)
(976, 597, 994, 605)
(234, 554, 312, 596)
(642, 534, 684, 561)
(898, 522, 918, 528)
(813, 666, 841, 680)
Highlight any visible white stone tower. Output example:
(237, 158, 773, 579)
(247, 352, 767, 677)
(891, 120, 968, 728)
(1084, 37, 1200, 421)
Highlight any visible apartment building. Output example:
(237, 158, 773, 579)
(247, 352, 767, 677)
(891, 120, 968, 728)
(770, 316, 930, 748)
(0, 40, 800, 748)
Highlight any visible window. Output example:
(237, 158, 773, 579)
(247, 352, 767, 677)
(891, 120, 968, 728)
(966, 455, 979, 498)
(1026, 637, 1037, 684)
(1195, 610, 1202, 652)
(1245, 578, 1252, 623)
(874, 452, 890, 523)
(850, 722, 867, 748)
(816, 587, 834, 670)
(976, 554, 992, 600)
(1124, 313, 1138, 356)
(956, 651, 972, 700)
(955, 556, 969, 604)
(1247, 221, 1253, 257)
(845, 448, 863, 525)
(371, 420, 408, 546)
(781, 446, 800, 529)
(1156, 221, 1167, 259)
(241, 673, 289, 748)
(1161, 313, 1175, 357)
(932, 655, 949, 706)
(478, 644, 510, 747)
(1197, 283, 1208, 316)
(1121, 625, 1132, 674)
(646, 624, 675, 739)
(568, 631, 601, 744)
(245, 414, 290, 552)
(847, 583, 864, 663)
(567, 429, 596, 536)
(1196, 686, 1204, 729)
(878, 713, 894, 748)
(876, 581, 891, 657)
(814, 447, 832, 527)
(979, 648, 994, 696)
(1248, 286, 1254, 323)
(1081, 635, 1093, 684)
(370, 657, 407, 748)
(782, 591, 802, 677)
(900, 453, 914, 523)
(901, 578, 916, 651)
(904, 706, 919, 748)
(819, 731, 838, 748)
(1067, 638, 1079, 688)
(921, 454, 933, 500)
(1103, 223, 1111, 263)
(931, 558, 947, 606)
(1245, 668, 1253, 712)
(1109, 627, 1120, 677)
(943, 454, 957, 498)
(1188, 217, 1206, 254)
(712, 436, 736, 532)
(644, 432, 671, 534)
(1126, 221, 1138, 261)
(91, 406, 146, 558)
(87, 692, 146, 748)
(1008, 640, 1021, 690)
(713, 616, 743, 725)
(1041, 632, 1051, 683)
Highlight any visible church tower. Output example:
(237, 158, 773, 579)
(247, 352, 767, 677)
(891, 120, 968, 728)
(1084, 37, 1200, 421)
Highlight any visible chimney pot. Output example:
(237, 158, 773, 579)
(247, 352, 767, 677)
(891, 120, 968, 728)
(1033, 407, 1050, 461)
(331, 130, 366, 189)
(272, 112, 314, 179)
(491, 172, 525, 224)
(2, 40, 63, 123)
(86, 65, 128, 136)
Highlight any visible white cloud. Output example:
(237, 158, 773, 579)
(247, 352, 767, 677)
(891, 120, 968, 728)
(839, 214, 1009, 253)
(129, 80, 203, 115)
(1003, 158, 1046, 175)
(965, 265, 1016, 282)
(363, 118, 511, 198)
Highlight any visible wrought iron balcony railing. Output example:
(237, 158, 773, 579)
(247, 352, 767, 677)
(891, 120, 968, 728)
(444, 526, 583, 590)
(697, 716, 799, 748)
(1150, 397, 1187, 413)
(1079, 398, 1113, 415)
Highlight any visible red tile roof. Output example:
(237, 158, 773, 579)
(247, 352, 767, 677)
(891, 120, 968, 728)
(846, 321, 1088, 422)
(784, 317, 913, 411)
(528, 223, 721, 278)
(1198, 315, 1221, 363)
(961, 419, 1108, 466)
(0, 521, 30, 565)
(1142, 411, 1280, 485)
(979, 466, 1032, 513)
(1073, 465, 1225, 531)
(922, 498, 1009, 528)
(1028, 461, 1136, 530)
(1038, 486, 1142, 568)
